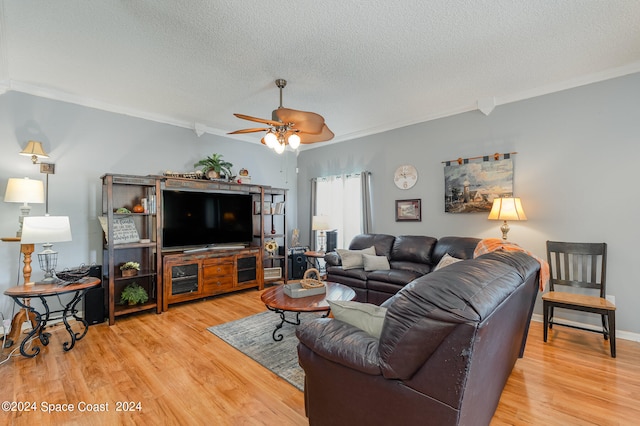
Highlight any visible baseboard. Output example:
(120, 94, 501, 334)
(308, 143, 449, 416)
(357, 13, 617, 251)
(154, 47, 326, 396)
(531, 314, 640, 342)
(1, 310, 88, 335)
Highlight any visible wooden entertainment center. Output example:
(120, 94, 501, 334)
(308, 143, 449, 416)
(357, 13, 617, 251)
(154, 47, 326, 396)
(101, 174, 288, 325)
(162, 247, 262, 311)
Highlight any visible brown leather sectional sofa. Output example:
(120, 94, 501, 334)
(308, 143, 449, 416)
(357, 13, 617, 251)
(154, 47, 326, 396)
(324, 234, 481, 304)
(297, 250, 541, 425)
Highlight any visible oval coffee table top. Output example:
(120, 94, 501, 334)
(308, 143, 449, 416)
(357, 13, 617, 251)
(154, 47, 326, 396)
(261, 281, 356, 312)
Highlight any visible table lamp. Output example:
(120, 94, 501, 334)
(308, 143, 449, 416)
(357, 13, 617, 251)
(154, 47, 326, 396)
(3, 177, 45, 237)
(20, 216, 72, 283)
(488, 197, 527, 241)
(312, 215, 331, 252)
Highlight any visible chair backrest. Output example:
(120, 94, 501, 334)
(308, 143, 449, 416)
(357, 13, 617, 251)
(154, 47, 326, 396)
(546, 241, 607, 297)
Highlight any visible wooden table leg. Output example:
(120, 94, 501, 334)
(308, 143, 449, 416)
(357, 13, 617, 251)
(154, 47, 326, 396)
(2, 243, 37, 348)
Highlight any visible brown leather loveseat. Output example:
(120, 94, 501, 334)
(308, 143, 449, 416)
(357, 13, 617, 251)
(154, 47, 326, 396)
(297, 250, 541, 426)
(324, 234, 481, 304)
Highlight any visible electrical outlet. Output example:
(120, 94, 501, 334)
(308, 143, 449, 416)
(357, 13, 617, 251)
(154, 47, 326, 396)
(606, 294, 615, 305)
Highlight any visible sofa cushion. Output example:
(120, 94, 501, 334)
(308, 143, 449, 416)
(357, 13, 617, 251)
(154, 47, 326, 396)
(363, 254, 391, 271)
(367, 269, 423, 286)
(328, 300, 387, 338)
(349, 234, 396, 258)
(434, 253, 463, 271)
(432, 236, 481, 264)
(390, 235, 438, 265)
(378, 253, 540, 380)
(337, 246, 376, 270)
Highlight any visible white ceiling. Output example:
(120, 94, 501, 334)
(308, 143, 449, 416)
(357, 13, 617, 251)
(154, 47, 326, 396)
(1, 1, 640, 146)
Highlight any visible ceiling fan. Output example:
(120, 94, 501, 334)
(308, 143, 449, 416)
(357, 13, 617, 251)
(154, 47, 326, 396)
(228, 79, 334, 153)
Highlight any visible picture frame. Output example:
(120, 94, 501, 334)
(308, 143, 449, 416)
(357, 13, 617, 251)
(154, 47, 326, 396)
(395, 199, 421, 222)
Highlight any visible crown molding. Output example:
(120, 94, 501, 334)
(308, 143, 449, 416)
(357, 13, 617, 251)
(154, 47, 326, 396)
(3, 62, 639, 147)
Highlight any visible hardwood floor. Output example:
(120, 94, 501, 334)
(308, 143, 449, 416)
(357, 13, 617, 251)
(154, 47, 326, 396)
(1, 288, 639, 425)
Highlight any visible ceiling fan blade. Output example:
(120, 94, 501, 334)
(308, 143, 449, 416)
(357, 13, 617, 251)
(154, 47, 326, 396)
(233, 113, 282, 127)
(227, 127, 270, 135)
(298, 124, 335, 144)
(274, 108, 325, 134)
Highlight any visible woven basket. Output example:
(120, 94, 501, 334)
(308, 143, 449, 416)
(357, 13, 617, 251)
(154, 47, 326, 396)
(300, 268, 325, 289)
(122, 269, 138, 277)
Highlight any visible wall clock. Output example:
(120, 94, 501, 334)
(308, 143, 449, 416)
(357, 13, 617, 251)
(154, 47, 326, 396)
(394, 165, 418, 189)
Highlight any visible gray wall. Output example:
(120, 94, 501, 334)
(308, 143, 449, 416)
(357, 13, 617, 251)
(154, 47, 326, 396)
(1, 73, 637, 336)
(0, 92, 297, 320)
(296, 72, 639, 336)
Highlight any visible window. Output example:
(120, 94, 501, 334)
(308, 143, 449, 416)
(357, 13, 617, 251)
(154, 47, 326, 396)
(313, 172, 371, 249)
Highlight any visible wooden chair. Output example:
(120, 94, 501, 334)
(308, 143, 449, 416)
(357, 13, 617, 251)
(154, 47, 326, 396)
(543, 241, 616, 357)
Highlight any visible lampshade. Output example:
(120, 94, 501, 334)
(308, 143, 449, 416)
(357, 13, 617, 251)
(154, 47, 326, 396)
(264, 131, 277, 148)
(274, 142, 285, 154)
(4, 177, 45, 204)
(19, 140, 49, 163)
(488, 197, 527, 221)
(288, 133, 301, 150)
(20, 216, 72, 244)
(312, 215, 331, 231)
(488, 197, 526, 241)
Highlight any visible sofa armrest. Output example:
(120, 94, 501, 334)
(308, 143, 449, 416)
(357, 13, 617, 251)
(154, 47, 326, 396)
(296, 318, 382, 376)
(324, 251, 342, 266)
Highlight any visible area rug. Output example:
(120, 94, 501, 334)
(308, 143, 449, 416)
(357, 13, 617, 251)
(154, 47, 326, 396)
(207, 310, 320, 391)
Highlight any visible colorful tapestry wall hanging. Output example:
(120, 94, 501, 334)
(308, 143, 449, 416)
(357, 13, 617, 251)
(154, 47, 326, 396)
(444, 157, 514, 213)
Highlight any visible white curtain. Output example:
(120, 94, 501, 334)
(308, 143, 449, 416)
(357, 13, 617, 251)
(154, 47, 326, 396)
(312, 172, 371, 249)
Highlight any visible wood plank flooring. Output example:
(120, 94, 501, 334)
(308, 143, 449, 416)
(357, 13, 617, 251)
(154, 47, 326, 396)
(1, 288, 639, 425)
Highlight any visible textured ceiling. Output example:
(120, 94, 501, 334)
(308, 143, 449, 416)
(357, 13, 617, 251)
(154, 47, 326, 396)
(1, 1, 640, 146)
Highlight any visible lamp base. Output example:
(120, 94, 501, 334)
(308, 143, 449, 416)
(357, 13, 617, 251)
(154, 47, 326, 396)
(500, 221, 510, 241)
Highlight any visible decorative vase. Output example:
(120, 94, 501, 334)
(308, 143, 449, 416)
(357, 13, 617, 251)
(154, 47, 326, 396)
(128, 300, 136, 306)
(122, 269, 137, 277)
(206, 170, 220, 179)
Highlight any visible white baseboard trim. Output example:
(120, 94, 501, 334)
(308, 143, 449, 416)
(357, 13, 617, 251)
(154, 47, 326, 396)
(1, 312, 84, 335)
(531, 314, 640, 342)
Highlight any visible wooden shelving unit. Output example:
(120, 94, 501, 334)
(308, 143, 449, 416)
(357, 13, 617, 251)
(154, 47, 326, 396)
(258, 187, 288, 284)
(101, 174, 162, 325)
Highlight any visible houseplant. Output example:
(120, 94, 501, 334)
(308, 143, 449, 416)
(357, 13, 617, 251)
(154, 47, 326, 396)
(120, 282, 149, 305)
(120, 261, 140, 277)
(194, 153, 233, 179)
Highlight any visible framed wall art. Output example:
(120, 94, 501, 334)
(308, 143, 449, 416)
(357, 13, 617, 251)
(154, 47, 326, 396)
(443, 156, 514, 213)
(395, 199, 421, 222)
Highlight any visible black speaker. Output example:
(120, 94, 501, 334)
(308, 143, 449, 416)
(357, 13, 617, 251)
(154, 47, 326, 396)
(288, 252, 307, 279)
(84, 265, 105, 326)
(326, 231, 338, 252)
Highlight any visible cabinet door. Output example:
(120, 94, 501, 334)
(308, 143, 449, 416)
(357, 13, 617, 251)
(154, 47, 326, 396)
(168, 263, 199, 296)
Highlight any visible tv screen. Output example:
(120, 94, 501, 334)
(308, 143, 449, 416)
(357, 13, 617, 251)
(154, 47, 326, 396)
(162, 190, 253, 250)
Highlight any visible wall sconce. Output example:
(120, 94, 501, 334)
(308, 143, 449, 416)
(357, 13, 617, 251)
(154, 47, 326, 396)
(20, 216, 72, 283)
(488, 197, 527, 241)
(3, 177, 45, 237)
(19, 140, 56, 213)
(312, 215, 331, 252)
(19, 140, 49, 164)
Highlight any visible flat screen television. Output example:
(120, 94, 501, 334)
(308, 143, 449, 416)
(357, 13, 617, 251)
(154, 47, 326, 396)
(162, 189, 254, 250)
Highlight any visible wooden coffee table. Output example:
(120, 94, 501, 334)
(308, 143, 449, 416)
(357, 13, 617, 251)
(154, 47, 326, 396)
(261, 281, 356, 341)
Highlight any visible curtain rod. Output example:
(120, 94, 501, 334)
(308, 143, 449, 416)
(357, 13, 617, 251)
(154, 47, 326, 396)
(441, 152, 518, 165)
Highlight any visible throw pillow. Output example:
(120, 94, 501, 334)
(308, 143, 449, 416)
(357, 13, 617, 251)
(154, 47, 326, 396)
(328, 300, 387, 339)
(434, 253, 463, 271)
(362, 254, 391, 271)
(336, 246, 376, 270)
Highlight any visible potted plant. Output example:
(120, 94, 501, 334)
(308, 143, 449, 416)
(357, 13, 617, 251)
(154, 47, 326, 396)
(194, 153, 233, 180)
(120, 261, 140, 277)
(120, 282, 149, 306)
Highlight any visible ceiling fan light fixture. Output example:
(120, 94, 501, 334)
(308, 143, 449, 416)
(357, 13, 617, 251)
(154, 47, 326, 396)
(288, 133, 301, 150)
(264, 131, 278, 148)
(274, 141, 285, 154)
(230, 78, 333, 149)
